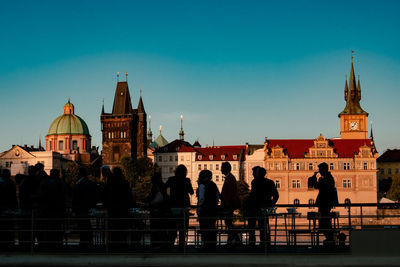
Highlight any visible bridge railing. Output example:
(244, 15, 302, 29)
(0, 203, 399, 254)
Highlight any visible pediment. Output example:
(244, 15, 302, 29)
(0, 146, 36, 160)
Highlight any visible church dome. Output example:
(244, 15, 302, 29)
(47, 100, 90, 136)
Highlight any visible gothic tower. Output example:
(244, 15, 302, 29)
(338, 57, 369, 139)
(101, 73, 147, 167)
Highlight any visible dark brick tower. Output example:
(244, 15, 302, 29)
(101, 73, 147, 167)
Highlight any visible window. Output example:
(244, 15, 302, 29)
(275, 163, 280, 170)
(216, 164, 219, 171)
(292, 179, 301, 188)
(112, 132, 114, 138)
(363, 162, 368, 170)
(308, 163, 313, 170)
(275, 180, 281, 189)
(49, 141, 52, 150)
(59, 141, 64, 150)
(198, 155, 202, 160)
(380, 169, 384, 175)
(344, 162, 350, 170)
(309, 199, 315, 206)
(198, 164, 201, 171)
(204, 164, 207, 170)
(72, 140, 78, 150)
(221, 155, 225, 160)
(296, 163, 300, 170)
(330, 163, 334, 170)
(388, 168, 392, 174)
(209, 155, 213, 160)
(5, 161, 11, 168)
(175, 156, 178, 161)
(233, 155, 237, 160)
(216, 175, 219, 182)
(158, 156, 162, 162)
(210, 164, 213, 170)
(396, 168, 399, 174)
(343, 179, 352, 188)
(169, 156, 173, 162)
(294, 199, 300, 205)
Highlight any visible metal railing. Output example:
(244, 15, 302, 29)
(0, 203, 399, 254)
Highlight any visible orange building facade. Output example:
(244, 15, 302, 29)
(245, 58, 378, 208)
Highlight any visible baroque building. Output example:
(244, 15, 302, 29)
(245, 58, 378, 208)
(46, 100, 91, 158)
(101, 74, 147, 167)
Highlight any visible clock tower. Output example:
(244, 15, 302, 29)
(338, 57, 368, 139)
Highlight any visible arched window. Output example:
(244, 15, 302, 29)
(72, 140, 78, 150)
(294, 199, 300, 206)
(308, 198, 315, 206)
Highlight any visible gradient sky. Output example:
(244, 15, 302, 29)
(0, 0, 399, 154)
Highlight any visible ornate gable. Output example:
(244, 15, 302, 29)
(306, 134, 338, 158)
(0, 146, 36, 160)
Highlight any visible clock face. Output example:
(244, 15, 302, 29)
(350, 121, 359, 130)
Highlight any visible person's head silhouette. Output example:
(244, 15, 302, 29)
(318, 162, 329, 176)
(221, 162, 231, 176)
(175, 164, 187, 178)
(252, 166, 260, 178)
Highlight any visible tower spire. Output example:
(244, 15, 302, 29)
(179, 114, 184, 141)
(101, 98, 105, 115)
(39, 135, 42, 150)
(370, 121, 374, 140)
(339, 54, 368, 117)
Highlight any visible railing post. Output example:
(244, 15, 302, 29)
(360, 205, 363, 229)
(183, 209, 187, 255)
(30, 209, 34, 254)
(264, 208, 267, 255)
(105, 210, 109, 254)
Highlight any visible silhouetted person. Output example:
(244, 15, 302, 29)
(147, 171, 170, 247)
(220, 162, 241, 245)
(103, 166, 133, 247)
(197, 170, 219, 251)
(165, 165, 194, 247)
(36, 169, 66, 250)
(18, 165, 41, 249)
(308, 162, 338, 245)
(246, 167, 279, 247)
(72, 166, 98, 248)
(0, 169, 17, 250)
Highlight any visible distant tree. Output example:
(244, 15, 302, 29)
(387, 177, 400, 201)
(378, 178, 392, 199)
(63, 161, 80, 185)
(120, 156, 155, 203)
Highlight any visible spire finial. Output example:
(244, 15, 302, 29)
(179, 114, 184, 141)
(125, 71, 128, 81)
(160, 125, 162, 135)
(117, 71, 120, 82)
(351, 50, 354, 62)
(140, 86, 142, 97)
(147, 114, 153, 143)
(370, 120, 374, 140)
(101, 98, 105, 114)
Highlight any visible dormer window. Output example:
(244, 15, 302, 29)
(233, 155, 237, 160)
(198, 155, 202, 160)
(221, 155, 226, 160)
(209, 155, 213, 160)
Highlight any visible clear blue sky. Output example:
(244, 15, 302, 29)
(0, 0, 399, 154)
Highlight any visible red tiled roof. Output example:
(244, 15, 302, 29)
(266, 139, 371, 159)
(378, 149, 400, 162)
(195, 146, 246, 161)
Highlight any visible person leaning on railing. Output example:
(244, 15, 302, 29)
(72, 166, 98, 249)
(0, 169, 17, 250)
(197, 170, 220, 251)
(308, 162, 339, 245)
(244, 166, 279, 247)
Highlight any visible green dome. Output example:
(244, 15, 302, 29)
(47, 114, 90, 136)
(47, 100, 90, 136)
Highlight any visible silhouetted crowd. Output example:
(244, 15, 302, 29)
(0, 161, 285, 252)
